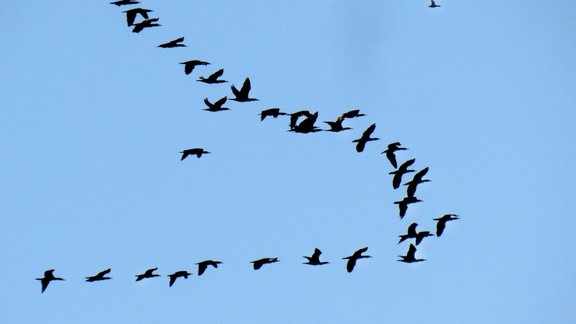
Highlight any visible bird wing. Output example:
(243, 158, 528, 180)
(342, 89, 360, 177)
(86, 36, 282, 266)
(231, 85, 241, 98)
(407, 244, 417, 259)
(386, 151, 398, 168)
(312, 248, 322, 259)
(203, 98, 214, 109)
(40, 279, 49, 293)
(355, 139, 366, 152)
(214, 96, 227, 108)
(363, 123, 376, 137)
(168, 275, 176, 287)
(346, 258, 356, 273)
(407, 223, 418, 236)
(241, 78, 251, 95)
(436, 220, 446, 237)
(125, 11, 137, 26)
(210, 69, 224, 80)
(198, 263, 207, 276)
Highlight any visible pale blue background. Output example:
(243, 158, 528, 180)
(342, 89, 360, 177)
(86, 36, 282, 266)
(1, 1, 575, 323)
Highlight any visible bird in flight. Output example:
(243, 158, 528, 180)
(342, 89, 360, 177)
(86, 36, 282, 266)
(405, 167, 431, 198)
(290, 111, 321, 133)
(429, 0, 441, 8)
(434, 214, 460, 237)
(197, 68, 227, 84)
(394, 196, 422, 219)
(158, 37, 186, 48)
(132, 18, 160, 33)
(180, 60, 210, 75)
(180, 148, 210, 160)
(353, 123, 379, 152)
(196, 260, 222, 276)
(251, 257, 279, 270)
(135, 267, 160, 281)
(342, 247, 371, 273)
(203, 96, 230, 112)
(324, 116, 351, 132)
(260, 108, 288, 121)
(398, 223, 433, 245)
(340, 109, 365, 119)
(230, 78, 258, 102)
(111, 0, 140, 6)
(168, 270, 192, 287)
(85, 268, 112, 282)
(389, 158, 416, 189)
(288, 110, 312, 130)
(382, 142, 407, 169)
(303, 248, 330, 266)
(398, 244, 425, 263)
(36, 269, 64, 293)
(123, 8, 153, 26)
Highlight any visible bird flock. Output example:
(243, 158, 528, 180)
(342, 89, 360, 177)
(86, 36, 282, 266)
(36, 0, 457, 293)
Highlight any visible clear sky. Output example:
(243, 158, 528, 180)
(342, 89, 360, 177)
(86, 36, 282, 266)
(1, 1, 575, 323)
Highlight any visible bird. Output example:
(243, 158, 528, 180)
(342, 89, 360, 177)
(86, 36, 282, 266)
(179, 60, 210, 75)
(340, 109, 365, 119)
(251, 257, 279, 270)
(197, 69, 227, 84)
(394, 196, 422, 219)
(342, 247, 371, 273)
(132, 18, 160, 33)
(405, 167, 431, 198)
(303, 248, 330, 266)
(429, 0, 441, 8)
(381, 142, 407, 169)
(196, 260, 222, 276)
(230, 78, 258, 102)
(111, 0, 140, 6)
(389, 158, 416, 189)
(36, 269, 64, 293)
(85, 268, 112, 282)
(290, 111, 321, 133)
(168, 270, 192, 287)
(324, 116, 351, 132)
(353, 123, 379, 152)
(122, 8, 152, 26)
(158, 37, 186, 48)
(288, 110, 312, 130)
(398, 244, 425, 263)
(203, 96, 230, 112)
(259, 108, 288, 121)
(180, 148, 210, 160)
(398, 223, 419, 244)
(135, 267, 160, 281)
(434, 214, 460, 237)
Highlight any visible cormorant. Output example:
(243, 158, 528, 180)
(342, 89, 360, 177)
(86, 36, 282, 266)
(180, 60, 210, 75)
(405, 167, 431, 198)
(353, 123, 379, 152)
(324, 116, 351, 132)
(381, 142, 407, 169)
(429, 0, 441, 8)
(340, 109, 365, 119)
(203, 96, 230, 112)
(158, 37, 186, 48)
(290, 112, 321, 133)
(168, 270, 192, 287)
(251, 257, 279, 270)
(394, 196, 422, 219)
(36, 269, 64, 293)
(196, 260, 222, 276)
(197, 69, 227, 84)
(180, 148, 210, 160)
(389, 158, 416, 189)
(303, 248, 329, 266)
(434, 214, 460, 237)
(398, 244, 425, 263)
(132, 18, 161, 33)
(399, 223, 434, 245)
(288, 110, 312, 130)
(123, 8, 153, 26)
(342, 247, 371, 273)
(135, 267, 160, 281)
(260, 108, 288, 121)
(85, 268, 112, 282)
(230, 78, 258, 102)
(111, 0, 140, 6)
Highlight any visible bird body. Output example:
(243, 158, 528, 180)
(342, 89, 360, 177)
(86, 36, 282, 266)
(168, 270, 192, 287)
(251, 257, 279, 270)
(135, 267, 160, 281)
(196, 260, 222, 276)
(180, 148, 210, 160)
(230, 78, 258, 102)
(158, 37, 186, 48)
(434, 214, 460, 237)
(398, 244, 425, 263)
(180, 60, 210, 75)
(303, 248, 329, 266)
(353, 123, 379, 152)
(197, 69, 227, 84)
(36, 269, 64, 293)
(343, 247, 371, 273)
(85, 268, 112, 282)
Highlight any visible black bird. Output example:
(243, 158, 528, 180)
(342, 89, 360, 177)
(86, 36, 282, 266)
(111, 0, 140, 6)
(434, 214, 460, 237)
(398, 223, 419, 244)
(353, 123, 379, 152)
(405, 167, 431, 198)
(158, 37, 186, 48)
(260, 108, 288, 121)
(36, 269, 64, 293)
(85, 268, 112, 282)
(324, 116, 351, 132)
(429, 0, 441, 8)
(394, 196, 422, 219)
(123, 8, 152, 26)
(251, 257, 279, 270)
(203, 96, 230, 112)
(398, 244, 425, 263)
(168, 270, 192, 287)
(303, 248, 330, 266)
(342, 247, 371, 273)
(197, 69, 227, 84)
(230, 78, 258, 102)
(382, 142, 407, 169)
(340, 109, 365, 119)
(389, 158, 416, 189)
(180, 148, 210, 160)
(196, 260, 222, 276)
(135, 267, 160, 281)
(180, 60, 210, 75)
(289, 110, 312, 130)
(132, 18, 160, 33)
(290, 112, 321, 133)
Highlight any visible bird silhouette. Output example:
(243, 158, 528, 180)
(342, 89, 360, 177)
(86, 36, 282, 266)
(389, 158, 416, 189)
(180, 148, 210, 160)
(251, 257, 279, 270)
(230, 78, 258, 102)
(196, 260, 222, 276)
(85, 268, 112, 282)
(123, 8, 153, 26)
(382, 142, 407, 169)
(398, 223, 419, 244)
(135, 267, 160, 281)
(342, 247, 371, 273)
(340, 109, 365, 119)
(203, 96, 230, 112)
(429, 0, 441, 8)
(289, 110, 312, 130)
(353, 123, 379, 152)
(290, 111, 321, 133)
(168, 270, 192, 287)
(180, 60, 210, 75)
(324, 116, 351, 132)
(197, 68, 227, 84)
(36, 269, 64, 293)
(394, 196, 422, 219)
(132, 18, 160, 33)
(434, 214, 460, 237)
(405, 167, 431, 198)
(111, 0, 140, 6)
(260, 108, 288, 121)
(303, 248, 330, 266)
(158, 37, 186, 48)
(398, 244, 425, 263)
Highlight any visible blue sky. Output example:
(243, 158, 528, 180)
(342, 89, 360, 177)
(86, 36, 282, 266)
(1, 1, 575, 323)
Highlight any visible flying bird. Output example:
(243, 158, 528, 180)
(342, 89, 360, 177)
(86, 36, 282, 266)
(123, 8, 152, 26)
(381, 142, 407, 169)
(180, 60, 210, 75)
(230, 78, 258, 102)
(398, 223, 419, 244)
(135, 267, 160, 281)
(85, 268, 112, 282)
(289, 110, 312, 130)
(203, 96, 230, 112)
(434, 214, 460, 237)
(260, 108, 288, 121)
(168, 270, 192, 287)
(340, 109, 365, 119)
(197, 68, 227, 84)
(303, 248, 330, 266)
(353, 123, 379, 152)
(290, 111, 321, 133)
(196, 260, 222, 276)
(158, 37, 186, 48)
(132, 18, 160, 33)
(389, 158, 416, 189)
(405, 167, 431, 198)
(251, 257, 279, 270)
(342, 247, 371, 273)
(394, 196, 422, 219)
(398, 244, 425, 263)
(36, 269, 64, 293)
(429, 0, 441, 8)
(180, 148, 210, 160)
(324, 116, 351, 132)
(111, 0, 140, 6)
